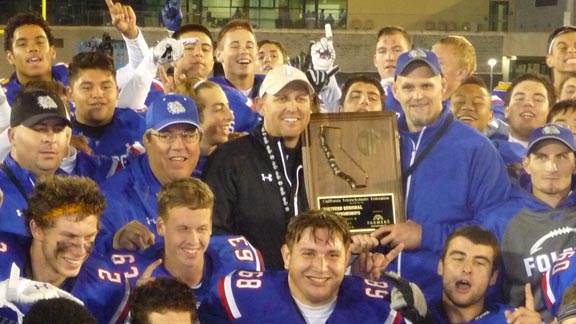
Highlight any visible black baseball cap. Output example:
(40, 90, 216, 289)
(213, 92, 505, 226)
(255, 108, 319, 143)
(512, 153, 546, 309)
(10, 89, 71, 128)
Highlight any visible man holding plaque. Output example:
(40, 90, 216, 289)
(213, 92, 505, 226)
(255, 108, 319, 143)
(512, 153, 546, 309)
(203, 65, 314, 270)
(372, 49, 511, 302)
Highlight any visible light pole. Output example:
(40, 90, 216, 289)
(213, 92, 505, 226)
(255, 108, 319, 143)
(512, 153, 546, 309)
(488, 58, 497, 90)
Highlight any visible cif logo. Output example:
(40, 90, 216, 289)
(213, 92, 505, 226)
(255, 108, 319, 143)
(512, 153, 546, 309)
(261, 173, 273, 182)
(357, 128, 383, 156)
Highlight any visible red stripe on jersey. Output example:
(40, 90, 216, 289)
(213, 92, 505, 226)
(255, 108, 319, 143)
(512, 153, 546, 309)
(542, 271, 553, 308)
(218, 276, 235, 320)
(151, 79, 164, 91)
(393, 311, 403, 324)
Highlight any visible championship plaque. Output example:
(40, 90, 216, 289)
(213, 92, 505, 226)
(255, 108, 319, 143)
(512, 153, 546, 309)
(302, 111, 405, 233)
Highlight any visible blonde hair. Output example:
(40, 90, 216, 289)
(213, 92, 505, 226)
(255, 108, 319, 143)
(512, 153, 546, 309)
(175, 77, 222, 122)
(435, 35, 477, 75)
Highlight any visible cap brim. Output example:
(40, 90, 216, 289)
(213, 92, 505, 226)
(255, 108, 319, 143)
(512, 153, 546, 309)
(21, 114, 71, 128)
(396, 59, 442, 79)
(528, 136, 576, 153)
(155, 120, 202, 132)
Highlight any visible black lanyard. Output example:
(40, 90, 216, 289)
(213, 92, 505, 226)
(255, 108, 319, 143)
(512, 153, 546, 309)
(1, 163, 30, 202)
(403, 115, 454, 183)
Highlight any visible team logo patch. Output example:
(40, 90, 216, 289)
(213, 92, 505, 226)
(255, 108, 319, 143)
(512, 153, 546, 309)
(37, 95, 58, 110)
(167, 101, 186, 114)
(408, 49, 427, 59)
(542, 125, 560, 135)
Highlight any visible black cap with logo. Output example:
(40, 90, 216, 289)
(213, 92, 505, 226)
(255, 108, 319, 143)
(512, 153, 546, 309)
(10, 89, 71, 128)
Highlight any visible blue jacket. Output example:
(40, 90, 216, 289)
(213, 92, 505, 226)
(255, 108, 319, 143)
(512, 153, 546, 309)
(97, 154, 162, 254)
(70, 151, 118, 185)
(390, 107, 511, 302)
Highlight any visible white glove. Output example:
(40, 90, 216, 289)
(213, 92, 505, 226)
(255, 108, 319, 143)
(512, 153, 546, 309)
(4, 263, 84, 306)
(310, 37, 335, 71)
(383, 271, 428, 321)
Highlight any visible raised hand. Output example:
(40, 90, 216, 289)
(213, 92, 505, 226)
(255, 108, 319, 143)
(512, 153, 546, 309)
(504, 283, 542, 324)
(162, 0, 183, 32)
(105, 0, 139, 39)
(310, 24, 336, 71)
(351, 243, 404, 280)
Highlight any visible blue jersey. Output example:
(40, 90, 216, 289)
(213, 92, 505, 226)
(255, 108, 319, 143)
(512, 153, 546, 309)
(72, 252, 132, 324)
(430, 301, 513, 323)
(0, 231, 131, 324)
(199, 271, 408, 324)
(112, 235, 264, 307)
(543, 248, 576, 316)
(220, 85, 259, 133)
(72, 108, 146, 167)
(1, 64, 69, 105)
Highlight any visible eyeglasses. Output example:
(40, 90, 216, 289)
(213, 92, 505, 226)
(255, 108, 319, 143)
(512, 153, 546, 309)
(150, 130, 201, 144)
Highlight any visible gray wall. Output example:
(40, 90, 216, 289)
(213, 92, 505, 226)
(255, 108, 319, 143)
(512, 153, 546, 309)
(0, 26, 547, 80)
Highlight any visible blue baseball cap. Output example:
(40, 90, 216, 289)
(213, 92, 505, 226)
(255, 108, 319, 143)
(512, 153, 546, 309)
(527, 124, 576, 154)
(395, 48, 442, 80)
(146, 94, 201, 131)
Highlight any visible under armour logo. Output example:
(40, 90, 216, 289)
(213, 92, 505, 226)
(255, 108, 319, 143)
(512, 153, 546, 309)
(261, 173, 273, 182)
(145, 217, 157, 225)
(16, 210, 23, 217)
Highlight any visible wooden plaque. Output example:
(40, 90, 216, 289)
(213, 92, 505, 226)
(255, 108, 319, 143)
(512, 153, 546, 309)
(301, 111, 405, 233)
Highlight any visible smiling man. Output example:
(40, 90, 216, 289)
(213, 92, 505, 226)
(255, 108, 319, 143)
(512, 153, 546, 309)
(450, 76, 493, 134)
(68, 51, 146, 166)
(113, 178, 264, 313)
(199, 210, 413, 324)
(0, 89, 71, 236)
(203, 65, 313, 270)
(0, 176, 105, 322)
(2, 0, 149, 106)
(97, 93, 201, 254)
(547, 26, 576, 93)
(484, 124, 576, 322)
(211, 20, 264, 100)
(491, 73, 556, 175)
(371, 49, 510, 302)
